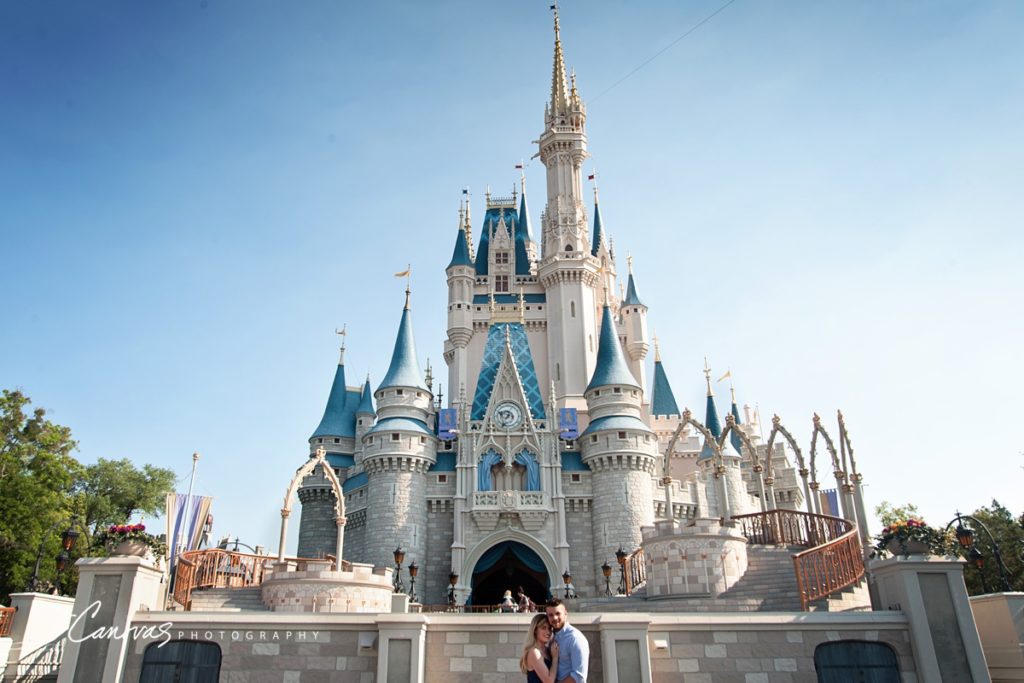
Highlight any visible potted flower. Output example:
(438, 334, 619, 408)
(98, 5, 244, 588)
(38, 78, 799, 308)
(874, 518, 955, 557)
(97, 523, 167, 558)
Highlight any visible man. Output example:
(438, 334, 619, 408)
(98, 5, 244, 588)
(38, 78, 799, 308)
(546, 598, 588, 683)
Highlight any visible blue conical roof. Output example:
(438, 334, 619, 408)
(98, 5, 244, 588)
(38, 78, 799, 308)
(312, 362, 357, 439)
(357, 376, 375, 415)
(730, 397, 743, 453)
(378, 302, 427, 391)
(697, 391, 723, 460)
(651, 360, 680, 417)
(587, 305, 639, 391)
(447, 227, 473, 269)
(590, 199, 604, 256)
(623, 272, 644, 306)
(515, 191, 534, 275)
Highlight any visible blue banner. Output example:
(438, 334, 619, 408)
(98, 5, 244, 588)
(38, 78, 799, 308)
(439, 408, 458, 439)
(559, 408, 578, 439)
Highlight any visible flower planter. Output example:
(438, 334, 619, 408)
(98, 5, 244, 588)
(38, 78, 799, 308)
(886, 538, 930, 556)
(111, 540, 150, 557)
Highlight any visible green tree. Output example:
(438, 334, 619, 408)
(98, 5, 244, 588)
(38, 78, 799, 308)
(874, 501, 921, 526)
(958, 500, 1024, 596)
(73, 458, 177, 541)
(0, 390, 81, 600)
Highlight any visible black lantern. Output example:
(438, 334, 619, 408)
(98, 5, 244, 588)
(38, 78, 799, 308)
(392, 547, 406, 593)
(955, 523, 975, 550)
(562, 569, 573, 599)
(615, 547, 628, 595)
(968, 548, 989, 593)
(60, 528, 80, 552)
(408, 561, 419, 603)
(601, 561, 613, 597)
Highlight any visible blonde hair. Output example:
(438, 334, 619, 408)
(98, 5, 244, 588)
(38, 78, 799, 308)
(519, 613, 550, 675)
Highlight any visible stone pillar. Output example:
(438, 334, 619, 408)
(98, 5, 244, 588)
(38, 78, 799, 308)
(5, 592, 75, 676)
(969, 592, 1024, 683)
(870, 555, 990, 683)
(598, 613, 652, 683)
(57, 556, 164, 683)
(376, 614, 427, 683)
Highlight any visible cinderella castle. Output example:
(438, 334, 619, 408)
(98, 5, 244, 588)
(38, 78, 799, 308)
(295, 11, 810, 607)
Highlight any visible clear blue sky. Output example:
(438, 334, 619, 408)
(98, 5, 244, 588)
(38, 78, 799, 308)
(2, 1, 1021, 555)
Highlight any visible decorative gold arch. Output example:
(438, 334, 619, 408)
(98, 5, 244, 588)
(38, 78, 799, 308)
(277, 447, 347, 569)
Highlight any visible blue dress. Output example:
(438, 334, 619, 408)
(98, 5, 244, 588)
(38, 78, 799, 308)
(526, 655, 552, 683)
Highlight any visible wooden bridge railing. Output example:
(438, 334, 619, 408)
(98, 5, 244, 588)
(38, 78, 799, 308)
(0, 606, 15, 636)
(624, 547, 646, 596)
(172, 549, 343, 610)
(733, 509, 865, 610)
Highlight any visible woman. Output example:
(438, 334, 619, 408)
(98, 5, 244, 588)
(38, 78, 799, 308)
(520, 613, 559, 683)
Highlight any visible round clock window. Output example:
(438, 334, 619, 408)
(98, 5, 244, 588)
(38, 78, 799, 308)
(494, 402, 522, 428)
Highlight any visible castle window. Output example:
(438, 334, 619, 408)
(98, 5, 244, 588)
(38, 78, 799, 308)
(495, 275, 509, 292)
(571, 473, 581, 483)
(437, 474, 448, 483)
(334, 438, 340, 444)
(419, 436, 426, 444)
(396, 389, 404, 395)
(644, 435, 650, 442)
(633, 307, 638, 313)
(139, 640, 221, 683)
(591, 435, 598, 443)
(556, 363, 560, 381)
(444, 440, 453, 449)
(391, 433, 400, 442)
(613, 387, 621, 394)
(357, 419, 363, 426)
(594, 389, 600, 396)
(617, 431, 626, 439)
(317, 438, 323, 444)
(495, 251, 509, 264)
(631, 390, 637, 396)
(570, 301, 576, 317)
(564, 244, 573, 252)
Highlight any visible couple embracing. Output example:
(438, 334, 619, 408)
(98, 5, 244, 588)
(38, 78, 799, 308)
(519, 598, 589, 683)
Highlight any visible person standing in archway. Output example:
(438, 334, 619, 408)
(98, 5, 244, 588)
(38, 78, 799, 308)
(545, 598, 588, 683)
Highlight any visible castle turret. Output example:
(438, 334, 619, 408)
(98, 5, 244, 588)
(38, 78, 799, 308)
(619, 256, 649, 394)
(298, 335, 359, 558)
(361, 289, 436, 588)
(355, 375, 375, 443)
(581, 304, 657, 570)
(445, 204, 475, 403)
(537, 10, 600, 403)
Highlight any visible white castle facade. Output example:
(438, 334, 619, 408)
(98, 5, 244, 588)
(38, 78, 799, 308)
(296, 14, 806, 607)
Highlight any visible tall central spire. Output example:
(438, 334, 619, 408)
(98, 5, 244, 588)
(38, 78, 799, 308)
(550, 6, 570, 116)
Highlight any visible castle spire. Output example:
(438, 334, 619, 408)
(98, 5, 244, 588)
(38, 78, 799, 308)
(587, 304, 639, 391)
(590, 188, 604, 256)
(357, 374, 375, 415)
(550, 4, 570, 116)
(729, 381, 743, 453)
(378, 291, 427, 391)
(650, 339, 680, 417)
(623, 255, 644, 305)
(447, 204, 473, 269)
(702, 358, 722, 437)
(311, 332, 355, 440)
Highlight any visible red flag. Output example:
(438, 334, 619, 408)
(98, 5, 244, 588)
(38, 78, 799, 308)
(587, 174, 595, 181)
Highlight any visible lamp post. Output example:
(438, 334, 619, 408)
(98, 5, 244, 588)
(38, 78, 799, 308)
(601, 561, 613, 597)
(562, 569, 573, 599)
(615, 547, 627, 595)
(393, 547, 406, 593)
(27, 521, 81, 593)
(448, 571, 459, 608)
(946, 512, 1012, 592)
(408, 561, 419, 603)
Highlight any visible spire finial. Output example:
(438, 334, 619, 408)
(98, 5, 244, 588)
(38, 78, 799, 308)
(703, 357, 714, 397)
(730, 383, 737, 405)
(394, 264, 412, 309)
(425, 358, 433, 390)
(653, 333, 661, 362)
(335, 324, 347, 364)
(627, 253, 633, 274)
(619, 281, 625, 301)
(519, 159, 526, 193)
(549, 2, 570, 115)
(590, 169, 599, 202)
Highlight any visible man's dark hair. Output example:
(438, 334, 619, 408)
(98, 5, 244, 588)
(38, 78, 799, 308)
(545, 597, 566, 610)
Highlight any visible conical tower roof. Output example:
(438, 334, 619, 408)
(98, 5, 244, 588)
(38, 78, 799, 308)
(587, 305, 639, 391)
(650, 346, 680, 417)
(590, 195, 604, 256)
(729, 386, 743, 454)
(447, 222, 473, 269)
(378, 293, 428, 391)
(357, 376, 375, 415)
(311, 360, 356, 439)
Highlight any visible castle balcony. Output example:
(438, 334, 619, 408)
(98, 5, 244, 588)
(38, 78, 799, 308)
(470, 489, 549, 532)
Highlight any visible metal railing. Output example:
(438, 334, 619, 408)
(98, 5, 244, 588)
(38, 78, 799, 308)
(733, 509, 865, 611)
(623, 547, 647, 596)
(417, 604, 508, 614)
(0, 605, 15, 636)
(172, 549, 342, 610)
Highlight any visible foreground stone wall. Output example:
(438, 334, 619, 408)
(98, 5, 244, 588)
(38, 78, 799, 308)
(120, 610, 915, 683)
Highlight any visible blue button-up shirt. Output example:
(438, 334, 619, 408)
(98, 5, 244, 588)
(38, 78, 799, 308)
(553, 622, 589, 683)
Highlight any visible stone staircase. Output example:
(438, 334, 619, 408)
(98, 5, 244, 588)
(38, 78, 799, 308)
(578, 545, 871, 613)
(187, 587, 268, 612)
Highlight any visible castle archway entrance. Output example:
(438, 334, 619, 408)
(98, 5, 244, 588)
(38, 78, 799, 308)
(469, 541, 549, 608)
